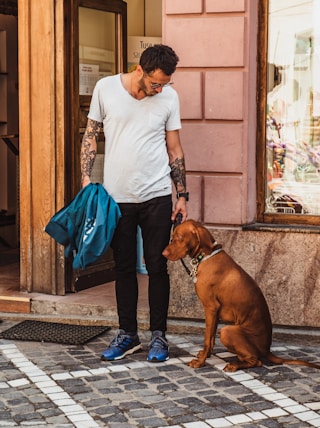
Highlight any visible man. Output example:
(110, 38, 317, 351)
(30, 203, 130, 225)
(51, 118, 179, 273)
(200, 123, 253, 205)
(80, 44, 188, 362)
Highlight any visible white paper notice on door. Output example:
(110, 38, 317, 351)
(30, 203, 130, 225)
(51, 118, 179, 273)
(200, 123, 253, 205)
(79, 64, 99, 95)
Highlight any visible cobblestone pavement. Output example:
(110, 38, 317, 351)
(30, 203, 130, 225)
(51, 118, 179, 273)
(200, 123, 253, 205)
(1, 320, 320, 428)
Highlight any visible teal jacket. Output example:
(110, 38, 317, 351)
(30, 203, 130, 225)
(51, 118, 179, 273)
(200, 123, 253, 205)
(45, 183, 121, 269)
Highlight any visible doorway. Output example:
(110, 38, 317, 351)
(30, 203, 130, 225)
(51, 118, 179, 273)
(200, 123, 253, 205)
(0, 0, 162, 296)
(67, 0, 162, 292)
(0, 3, 19, 296)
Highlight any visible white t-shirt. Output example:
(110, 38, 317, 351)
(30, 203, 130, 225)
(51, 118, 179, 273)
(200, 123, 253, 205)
(88, 73, 182, 203)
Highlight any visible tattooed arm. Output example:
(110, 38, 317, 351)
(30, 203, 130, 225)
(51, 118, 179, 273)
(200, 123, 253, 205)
(170, 157, 186, 193)
(166, 130, 188, 222)
(80, 118, 102, 187)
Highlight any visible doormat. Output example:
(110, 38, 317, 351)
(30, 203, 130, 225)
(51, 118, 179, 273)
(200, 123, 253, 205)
(0, 320, 111, 345)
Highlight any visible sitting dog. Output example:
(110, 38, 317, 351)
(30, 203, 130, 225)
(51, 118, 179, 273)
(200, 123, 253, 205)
(162, 219, 320, 372)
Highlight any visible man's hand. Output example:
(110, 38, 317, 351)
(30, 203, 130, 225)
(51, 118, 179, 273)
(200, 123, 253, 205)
(171, 197, 188, 223)
(81, 176, 91, 188)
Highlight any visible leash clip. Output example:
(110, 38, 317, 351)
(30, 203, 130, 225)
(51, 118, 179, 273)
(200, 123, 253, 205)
(189, 258, 200, 283)
(189, 265, 198, 283)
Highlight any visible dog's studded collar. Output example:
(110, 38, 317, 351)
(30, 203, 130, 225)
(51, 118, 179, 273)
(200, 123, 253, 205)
(181, 241, 222, 283)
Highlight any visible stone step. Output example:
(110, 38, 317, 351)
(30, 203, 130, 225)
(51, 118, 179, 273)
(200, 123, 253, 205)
(0, 295, 30, 313)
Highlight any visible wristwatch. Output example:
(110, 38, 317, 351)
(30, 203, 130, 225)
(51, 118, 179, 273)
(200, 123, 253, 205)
(177, 192, 189, 201)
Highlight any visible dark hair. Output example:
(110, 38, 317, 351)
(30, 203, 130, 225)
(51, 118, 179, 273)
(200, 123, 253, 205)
(139, 44, 179, 76)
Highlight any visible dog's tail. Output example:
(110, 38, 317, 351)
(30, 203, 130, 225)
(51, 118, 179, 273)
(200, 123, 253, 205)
(266, 352, 320, 369)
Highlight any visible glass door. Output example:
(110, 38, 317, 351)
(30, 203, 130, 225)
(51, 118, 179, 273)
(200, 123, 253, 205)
(66, 0, 127, 292)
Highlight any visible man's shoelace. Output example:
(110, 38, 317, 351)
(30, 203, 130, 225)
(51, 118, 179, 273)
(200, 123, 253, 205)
(150, 336, 167, 349)
(111, 334, 132, 348)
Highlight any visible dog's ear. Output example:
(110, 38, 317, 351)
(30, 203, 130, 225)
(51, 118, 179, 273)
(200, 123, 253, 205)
(187, 225, 201, 258)
(194, 224, 214, 253)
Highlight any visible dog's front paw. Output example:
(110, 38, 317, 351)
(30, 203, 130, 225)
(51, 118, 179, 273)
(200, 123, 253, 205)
(197, 349, 210, 359)
(223, 363, 238, 372)
(188, 358, 205, 368)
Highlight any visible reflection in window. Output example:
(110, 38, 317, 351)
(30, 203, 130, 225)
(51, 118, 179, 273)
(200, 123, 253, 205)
(79, 7, 116, 95)
(266, 0, 320, 215)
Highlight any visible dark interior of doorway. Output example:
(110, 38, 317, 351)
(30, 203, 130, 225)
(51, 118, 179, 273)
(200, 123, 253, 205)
(0, 1, 19, 291)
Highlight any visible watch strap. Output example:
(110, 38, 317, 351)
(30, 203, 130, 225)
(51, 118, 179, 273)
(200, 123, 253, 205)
(177, 192, 189, 201)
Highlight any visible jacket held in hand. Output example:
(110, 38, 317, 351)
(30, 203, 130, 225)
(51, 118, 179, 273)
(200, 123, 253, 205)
(45, 183, 121, 269)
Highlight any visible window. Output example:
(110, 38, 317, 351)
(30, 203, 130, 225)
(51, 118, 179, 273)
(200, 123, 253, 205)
(257, 0, 320, 225)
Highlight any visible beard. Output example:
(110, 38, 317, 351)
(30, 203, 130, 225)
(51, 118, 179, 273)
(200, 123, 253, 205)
(137, 76, 157, 97)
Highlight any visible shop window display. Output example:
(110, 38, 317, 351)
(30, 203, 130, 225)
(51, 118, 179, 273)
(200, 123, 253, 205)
(266, 0, 320, 215)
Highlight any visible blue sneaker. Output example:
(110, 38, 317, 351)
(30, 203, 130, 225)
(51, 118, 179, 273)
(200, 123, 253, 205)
(101, 330, 142, 361)
(147, 331, 169, 362)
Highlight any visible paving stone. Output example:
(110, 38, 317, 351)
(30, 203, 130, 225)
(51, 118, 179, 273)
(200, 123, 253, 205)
(100, 412, 129, 423)
(119, 400, 150, 410)
(0, 411, 14, 420)
(14, 412, 43, 423)
(161, 406, 189, 417)
(139, 417, 169, 427)
(158, 383, 179, 392)
(248, 402, 276, 412)
(92, 405, 122, 416)
(38, 407, 64, 418)
(127, 408, 156, 418)
(81, 397, 108, 407)
(45, 415, 73, 425)
(1, 326, 320, 427)
(169, 413, 198, 425)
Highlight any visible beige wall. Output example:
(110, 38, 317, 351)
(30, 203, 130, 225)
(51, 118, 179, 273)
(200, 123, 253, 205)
(163, 0, 257, 225)
(126, 0, 162, 37)
(162, 0, 320, 328)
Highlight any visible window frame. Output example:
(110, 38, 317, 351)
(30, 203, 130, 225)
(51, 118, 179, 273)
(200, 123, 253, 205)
(256, 0, 320, 226)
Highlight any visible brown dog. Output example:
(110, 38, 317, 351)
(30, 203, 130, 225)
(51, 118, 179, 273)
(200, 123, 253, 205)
(162, 219, 320, 372)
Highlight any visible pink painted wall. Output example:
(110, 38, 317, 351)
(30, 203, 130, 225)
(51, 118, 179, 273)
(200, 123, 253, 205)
(163, 0, 258, 225)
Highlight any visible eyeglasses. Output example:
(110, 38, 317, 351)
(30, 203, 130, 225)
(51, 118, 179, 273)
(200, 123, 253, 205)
(150, 81, 174, 89)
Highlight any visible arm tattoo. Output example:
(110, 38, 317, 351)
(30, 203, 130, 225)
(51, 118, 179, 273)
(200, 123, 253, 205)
(80, 119, 102, 183)
(81, 140, 96, 182)
(170, 157, 186, 192)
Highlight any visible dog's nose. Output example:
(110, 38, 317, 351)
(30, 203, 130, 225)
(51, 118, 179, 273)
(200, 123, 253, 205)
(162, 248, 169, 258)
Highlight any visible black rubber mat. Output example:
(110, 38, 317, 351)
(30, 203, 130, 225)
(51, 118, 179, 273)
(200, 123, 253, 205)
(0, 320, 110, 345)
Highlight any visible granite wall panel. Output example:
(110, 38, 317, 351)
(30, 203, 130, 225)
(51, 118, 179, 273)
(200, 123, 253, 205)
(168, 228, 320, 328)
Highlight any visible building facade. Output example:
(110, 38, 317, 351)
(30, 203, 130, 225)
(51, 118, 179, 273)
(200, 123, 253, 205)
(2, 0, 320, 327)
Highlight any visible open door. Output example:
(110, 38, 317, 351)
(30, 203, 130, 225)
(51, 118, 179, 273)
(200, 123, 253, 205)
(67, 0, 127, 292)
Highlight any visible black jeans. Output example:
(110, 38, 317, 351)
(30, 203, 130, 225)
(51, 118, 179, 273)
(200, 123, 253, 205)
(111, 195, 173, 333)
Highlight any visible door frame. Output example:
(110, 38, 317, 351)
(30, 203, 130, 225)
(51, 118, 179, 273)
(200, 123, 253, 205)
(65, 0, 127, 292)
